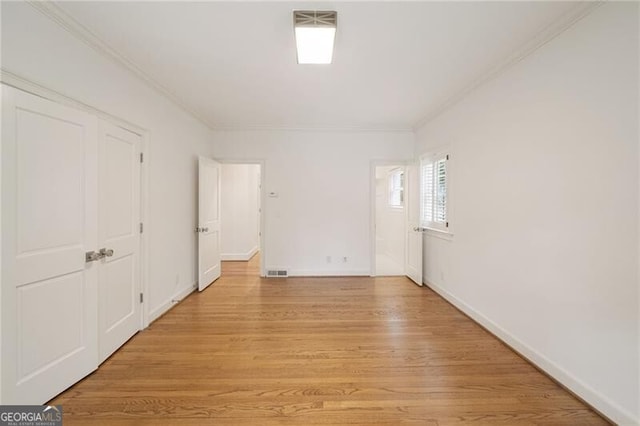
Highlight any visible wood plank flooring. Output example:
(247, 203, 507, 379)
(51, 255, 608, 425)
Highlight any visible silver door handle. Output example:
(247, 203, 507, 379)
(86, 250, 104, 262)
(413, 227, 427, 232)
(99, 248, 114, 257)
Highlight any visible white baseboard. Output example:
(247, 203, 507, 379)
(423, 278, 637, 426)
(288, 269, 370, 277)
(148, 282, 197, 324)
(221, 246, 258, 261)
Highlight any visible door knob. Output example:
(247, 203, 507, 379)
(99, 248, 114, 257)
(202, 227, 209, 232)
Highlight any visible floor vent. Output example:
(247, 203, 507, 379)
(266, 269, 289, 278)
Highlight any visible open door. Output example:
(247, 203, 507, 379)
(405, 162, 423, 285)
(197, 156, 221, 291)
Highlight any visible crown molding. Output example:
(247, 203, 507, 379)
(412, 0, 605, 131)
(211, 124, 413, 133)
(26, 0, 216, 131)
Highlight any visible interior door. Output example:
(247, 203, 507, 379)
(405, 162, 423, 285)
(198, 156, 221, 291)
(1, 85, 99, 403)
(97, 121, 141, 363)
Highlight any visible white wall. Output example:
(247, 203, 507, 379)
(416, 3, 638, 424)
(212, 130, 414, 276)
(220, 163, 260, 260)
(1, 2, 214, 322)
(375, 166, 405, 274)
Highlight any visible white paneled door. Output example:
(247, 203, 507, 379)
(198, 157, 221, 291)
(1, 86, 99, 403)
(405, 162, 423, 285)
(1, 86, 143, 403)
(98, 121, 142, 363)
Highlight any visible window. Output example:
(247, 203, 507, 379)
(421, 152, 449, 231)
(388, 169, 404, 208)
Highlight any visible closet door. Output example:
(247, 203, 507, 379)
(98, 121, 142, 363)
(1, 86, 99, 403)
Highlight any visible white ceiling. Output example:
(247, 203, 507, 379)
(57, 1, 578, 131)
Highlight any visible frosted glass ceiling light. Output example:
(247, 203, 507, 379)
(294, 11, 337, 65)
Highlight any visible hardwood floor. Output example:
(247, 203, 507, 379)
(51, 254, 608, 425)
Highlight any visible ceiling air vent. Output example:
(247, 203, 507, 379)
(266, 269, 289, 278)
(293, 10, 337, 27)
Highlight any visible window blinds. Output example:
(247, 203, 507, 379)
(422, 162, 434, 222)
(421, 153, 448, 230)
(435, 158, 447, 223)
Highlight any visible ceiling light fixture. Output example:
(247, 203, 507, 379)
(293, 10, 337, 65)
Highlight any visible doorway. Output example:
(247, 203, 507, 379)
(219, 163, 263, 277)
(373, 165, 407, 276)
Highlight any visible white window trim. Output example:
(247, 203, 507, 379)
(425, 227, 454, 241)
(420, 150, 453, 235)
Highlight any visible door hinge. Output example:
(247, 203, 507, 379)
(139, 222, 144, 233)
(446, 154, 450, 160)
(446, 221, 449, 228)
(139, 293, 144, 303)
(140, 152, 144, 163)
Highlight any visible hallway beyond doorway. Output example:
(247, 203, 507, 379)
(222, 252, 261, 277)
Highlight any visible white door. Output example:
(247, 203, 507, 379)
(405, 162, 423, 285)
(198, 157, 221, 291)
(97, 121, 141, 363)
(1, 86, 99, 403)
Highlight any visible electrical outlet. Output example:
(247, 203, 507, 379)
(326, 256, 332, 263)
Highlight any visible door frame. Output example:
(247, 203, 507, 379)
(369, 160, 410, 277)
(139, 132, 150, 328)
(0, 76, 151, 330)
(217, 159, 266, 277)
